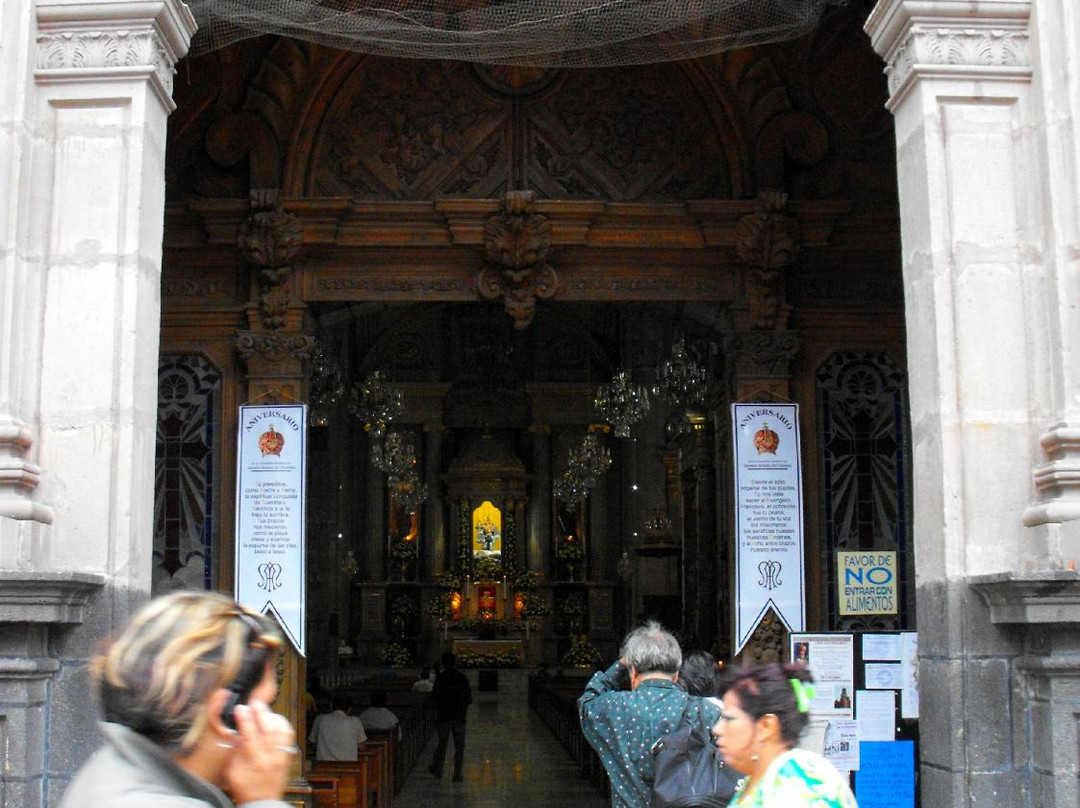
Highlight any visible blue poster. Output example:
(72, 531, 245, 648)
(855, 741, 915, 808)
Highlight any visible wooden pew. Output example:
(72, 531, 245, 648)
(307, 776, 340, 808)
(311, 761, 368, 808)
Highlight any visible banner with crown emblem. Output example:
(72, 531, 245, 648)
(235, 404, 307, 655)
(732, 403, 805, 655)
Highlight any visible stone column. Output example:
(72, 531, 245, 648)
(527, 424, 552, 577)
(866, 2, 1043, 805)
(0, 1, 194, 803)
(423, 425, 445, 577)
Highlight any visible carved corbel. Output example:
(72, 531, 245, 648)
(734, 192, 801, 331)
(476, 191, 559, 329)
(238, 189, 304, 330)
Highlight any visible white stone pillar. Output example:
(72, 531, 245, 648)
(29, 0, 195, 592)
(866, 3, 1037, 806)
(1020, 1, 1080, 559)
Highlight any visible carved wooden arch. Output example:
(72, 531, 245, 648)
(237, 50, 824, 201)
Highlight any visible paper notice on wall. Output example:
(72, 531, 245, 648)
(863, 634, 902, 660)
(823, 718, 860, 771)
(856, 690, 895, 741)
(790, 633, 854, 715)
(900, 632, 919, 718)
(732, 403, 804, 653)
(865, 662, 902, 689)
(235, 404, 307, 655)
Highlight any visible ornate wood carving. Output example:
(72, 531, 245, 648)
(238, 189, 304, 329)
(236, 331, 315, 364)
(734, 192, 800, 331)
(477, 191, 559, 328)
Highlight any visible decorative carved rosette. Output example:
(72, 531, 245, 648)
(734, 192, 801, 331)
(723, 331, 800, 379)
(477, 191, 559, 329)
(236, 331, 315, 364)
(238, 190, 304, 329)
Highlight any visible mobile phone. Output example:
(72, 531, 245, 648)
(221, 688, 246, 731)
(221, 653, 269, 731)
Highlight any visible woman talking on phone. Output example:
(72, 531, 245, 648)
(712, 663, 858, 808)
(60, 591, 299, 808)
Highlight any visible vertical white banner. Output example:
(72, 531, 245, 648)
(235, 404, 306, 655)
(732, 403, 804, 654)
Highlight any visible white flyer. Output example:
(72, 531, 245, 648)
(733, 403, 804, 653)
(235, 404, 307, 654)
(855, 690, 895, 741)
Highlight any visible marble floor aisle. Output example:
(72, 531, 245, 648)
(392, 674, 608, 808)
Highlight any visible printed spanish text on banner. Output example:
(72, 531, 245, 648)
(732, 403, 804, 654)
(235, 404, 306, 655)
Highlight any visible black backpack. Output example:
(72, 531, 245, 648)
(649, 719, 742, 808)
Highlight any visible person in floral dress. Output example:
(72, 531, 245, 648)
(712, 663, 858, 808)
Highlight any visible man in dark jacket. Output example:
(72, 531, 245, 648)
(428, 651, 472, 782)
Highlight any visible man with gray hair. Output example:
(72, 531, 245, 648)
(579, 621, 720, 808)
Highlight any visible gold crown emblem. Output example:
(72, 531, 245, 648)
(258, 425, 285, 457)
(753, 423, 779, 455)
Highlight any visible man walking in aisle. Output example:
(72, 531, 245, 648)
(429, 651, 472, 782)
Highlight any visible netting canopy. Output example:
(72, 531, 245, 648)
(186, 0, 848, 65)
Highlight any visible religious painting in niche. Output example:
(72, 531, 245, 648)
(472, 501, 502, 558)
(388, 494, 420, 581)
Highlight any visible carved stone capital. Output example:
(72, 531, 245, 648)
(477, 191, 559, 328)
(723, 331, 800, 379)
(866, 1, 1032, 104)
(35, 0, 196, 105)
(236, 331, 315, 364)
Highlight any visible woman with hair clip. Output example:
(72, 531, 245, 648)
(60, 591, 299, 808)
(711, 663, 858, 808)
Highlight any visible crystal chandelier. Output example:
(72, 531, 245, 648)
(375, 431, 428, 514)
(349, 371, 403, 438)
(653, 337, 708, 410)
(554, 429, 613, 505)
(594, 370, 651, 438)
(308, 346, 346, 428)
(390, 468, 428, 514)
(569, 431, 613, 488)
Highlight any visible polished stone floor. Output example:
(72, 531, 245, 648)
(393, 672, 608, 808)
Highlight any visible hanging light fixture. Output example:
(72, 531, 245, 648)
(568, 431, 613, 488)
(348, 370, 404, 438)
(390, 468, 428, 514)
(553, 469, 590, 506)
(594, 370, 651, 438)
(308, 345, 345, 428)
(653, 336, 708, 411)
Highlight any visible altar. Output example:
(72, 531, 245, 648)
(452, 639, 524, 660)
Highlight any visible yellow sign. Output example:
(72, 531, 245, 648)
(838, 551, 898, 615)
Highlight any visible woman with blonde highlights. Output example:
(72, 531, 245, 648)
(60, 591, 298, 808)
(712, 663, 858, 808)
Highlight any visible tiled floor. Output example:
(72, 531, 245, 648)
(394, 672, 609, 808)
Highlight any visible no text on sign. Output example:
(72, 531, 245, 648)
(838, 551, 897, 616)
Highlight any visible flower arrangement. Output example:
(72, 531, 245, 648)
(457, 651, 523, 668)
(511, 570, 542, 591)
(378, 642, 412, 668)
(556, 537, 585, 563)
(562, 635, 602, 668)
(389, 596, 418, 620)
(520, 591, 551, 617)
(559, 592, 586, 616)
(435, 571, 463, 590)
(473, 555, 503, 581)
(427, 590, 455, 620)
(443, 618, 531, 634)
(388, 539, 418, 563)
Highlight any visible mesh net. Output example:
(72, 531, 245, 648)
(186, 0, 848, 65)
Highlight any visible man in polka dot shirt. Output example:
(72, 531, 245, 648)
(579, 621, 721, 808)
